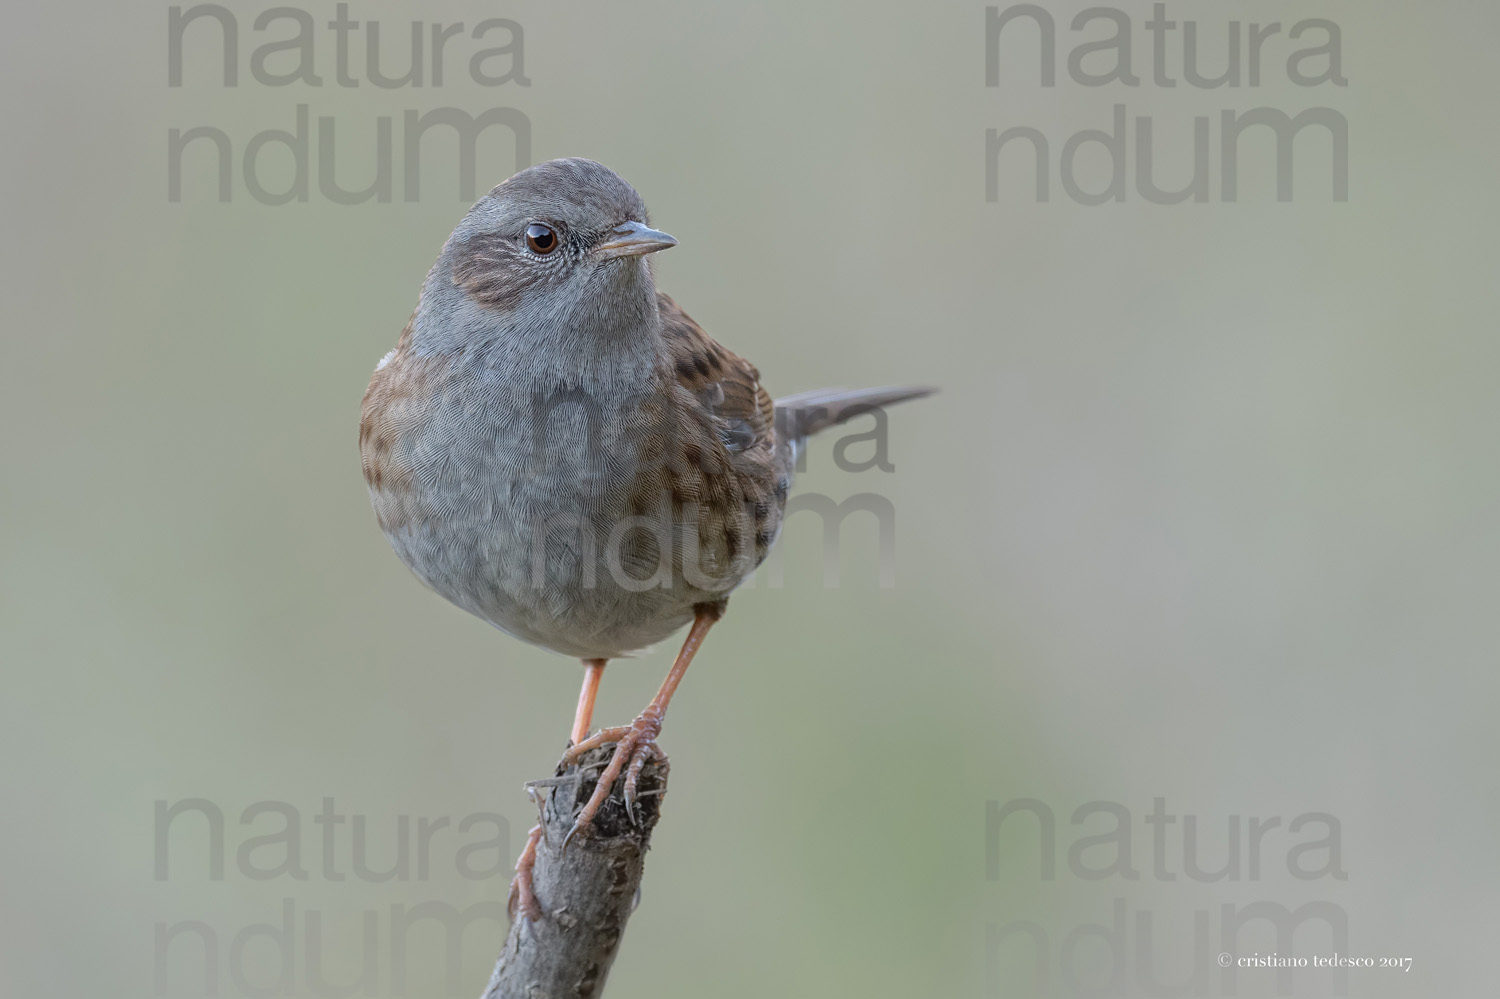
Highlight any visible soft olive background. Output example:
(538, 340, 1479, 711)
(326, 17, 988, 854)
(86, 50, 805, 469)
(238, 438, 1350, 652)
(3, 2, 1497, 997)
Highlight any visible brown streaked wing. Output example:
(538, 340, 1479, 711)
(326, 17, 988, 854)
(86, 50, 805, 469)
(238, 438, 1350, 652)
(650, 292, 786, 574)
(656, 291, 775, 457)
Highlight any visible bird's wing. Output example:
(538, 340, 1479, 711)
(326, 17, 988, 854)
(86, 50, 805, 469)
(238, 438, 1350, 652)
(645, 292, 787, 579)
(656, 291, 777, 459)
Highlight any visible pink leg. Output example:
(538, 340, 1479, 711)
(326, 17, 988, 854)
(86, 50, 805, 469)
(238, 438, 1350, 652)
(562, 604, 721, 843)
(508, 824, 544, 921)
(571, 659, 607, 746)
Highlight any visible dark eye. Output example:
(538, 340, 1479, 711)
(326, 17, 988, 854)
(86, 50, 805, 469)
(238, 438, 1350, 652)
(525, 223, 558, 255)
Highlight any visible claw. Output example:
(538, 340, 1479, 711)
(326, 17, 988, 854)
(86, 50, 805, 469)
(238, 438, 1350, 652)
(563, 712, 663, 841)
(622, 740, 661, 826)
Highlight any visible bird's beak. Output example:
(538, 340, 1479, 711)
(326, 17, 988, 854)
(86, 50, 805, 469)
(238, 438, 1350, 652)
(595, 220, 678, 259)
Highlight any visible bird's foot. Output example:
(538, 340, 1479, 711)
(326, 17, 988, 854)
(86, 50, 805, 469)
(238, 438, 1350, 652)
(562, 711, 666, 845)
(507, 824, 543, 922)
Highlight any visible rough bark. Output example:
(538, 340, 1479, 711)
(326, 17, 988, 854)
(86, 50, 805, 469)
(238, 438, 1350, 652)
(481, 745, 668, 999)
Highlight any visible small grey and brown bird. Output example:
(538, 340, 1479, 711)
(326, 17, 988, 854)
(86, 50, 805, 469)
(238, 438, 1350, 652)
(359, 158, 930, 910)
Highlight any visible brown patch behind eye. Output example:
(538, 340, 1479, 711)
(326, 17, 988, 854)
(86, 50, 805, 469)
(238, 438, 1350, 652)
(450, 231, 560, 311)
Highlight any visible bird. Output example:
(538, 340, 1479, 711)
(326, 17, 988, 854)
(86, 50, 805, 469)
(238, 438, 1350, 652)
(359, 157, 931, 915)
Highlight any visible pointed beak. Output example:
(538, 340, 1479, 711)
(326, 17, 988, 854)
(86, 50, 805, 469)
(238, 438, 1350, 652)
(595, 220, 678, 260)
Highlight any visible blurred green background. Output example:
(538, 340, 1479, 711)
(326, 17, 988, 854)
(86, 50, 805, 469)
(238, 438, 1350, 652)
(3, 2, 1497, 996)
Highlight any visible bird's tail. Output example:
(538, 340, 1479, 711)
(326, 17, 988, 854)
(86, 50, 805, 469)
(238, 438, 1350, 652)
(774, 385, 935, 440)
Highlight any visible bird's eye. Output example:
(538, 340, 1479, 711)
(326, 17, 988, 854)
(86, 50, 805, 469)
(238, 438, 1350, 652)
(525, 223, 558, 255)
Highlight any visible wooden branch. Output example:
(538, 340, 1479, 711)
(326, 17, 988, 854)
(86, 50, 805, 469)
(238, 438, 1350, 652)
(481, 745, 669, 999)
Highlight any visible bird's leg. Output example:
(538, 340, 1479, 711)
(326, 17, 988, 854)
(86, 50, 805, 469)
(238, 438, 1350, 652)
(510, 658, 608, 923)
(570, 659, 608, 746)
(563, 603, 723, 842)
(507, 824, 544, 922)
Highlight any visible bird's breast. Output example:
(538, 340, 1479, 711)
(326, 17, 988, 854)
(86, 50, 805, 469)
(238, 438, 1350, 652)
(360, 351, 777, 657)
